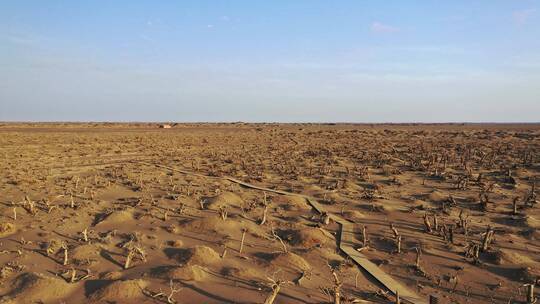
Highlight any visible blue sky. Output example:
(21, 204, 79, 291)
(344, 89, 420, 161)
(1, 1, 539, 122)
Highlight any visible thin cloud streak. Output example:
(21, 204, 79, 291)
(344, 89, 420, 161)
(370, 21, 400, 33)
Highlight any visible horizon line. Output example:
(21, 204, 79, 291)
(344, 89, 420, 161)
(1, 121, 539, 125)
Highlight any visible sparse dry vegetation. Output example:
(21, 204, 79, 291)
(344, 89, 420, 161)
(0, 122, 539, 303)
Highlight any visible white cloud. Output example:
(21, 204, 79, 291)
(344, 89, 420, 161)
(512, 8, 536, 25)
(370, 22, 400, 33)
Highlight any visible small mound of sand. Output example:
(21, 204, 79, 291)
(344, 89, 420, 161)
(511, 267, 540, 283)
(100, 271, 124, 280)
(221, 264, 262, 280)
(90, 279, 148, 301)
(0, 222, 16, 237)
(326, 192, 343, 203)
(493, 249, 539, 266)
(271, 252, 311, 271)
(371, 201, 399, 213)
(164, 224, 181, 234)
(277, 195, 312, 211)
(342, 210, 365, 221)
(166, 246, 220, 265)
(72, 244, 100, 261)
(277, 227, 332, 248)
(514, 168, 530, 178)
(167, 240, 184, 248)
(427, 190, 445, 202)
(180, 217, 223, 231)
(343, 180, 362, 191)
(181, 217, 264, 238)
(298, 228, 333, 247)
(40, 239, 64, 255)
(525, 216, 540, 229)
(205, 192, 244, 210)
(309, 247, 344, 264)
(151, 265, 208, 281)
(96, 210, 134, 226)
(1, 272, 76, 303)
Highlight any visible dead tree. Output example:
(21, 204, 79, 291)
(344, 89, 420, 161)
(513, 197, 520, 215)
(479, 192, 489, 211)
(423, 213, 432, 233)
(260, 192, 269, 225)
(332, 269, 342, 304)
(239, 228, 247, 254)
(481, 226, 494, 252)
(525, 283, 536, 304)
(362, 226, 369, 248)
(263, 276, 286, 304)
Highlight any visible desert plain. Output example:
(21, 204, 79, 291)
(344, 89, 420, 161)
(0, 123, 538, 304)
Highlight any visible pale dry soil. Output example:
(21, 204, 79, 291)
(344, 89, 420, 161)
(0, 123, 539, 304)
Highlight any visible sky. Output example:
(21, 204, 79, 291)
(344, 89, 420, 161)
(1, 1, 539, 122)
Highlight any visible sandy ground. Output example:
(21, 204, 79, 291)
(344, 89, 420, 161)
(0, 123, 539, 304)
